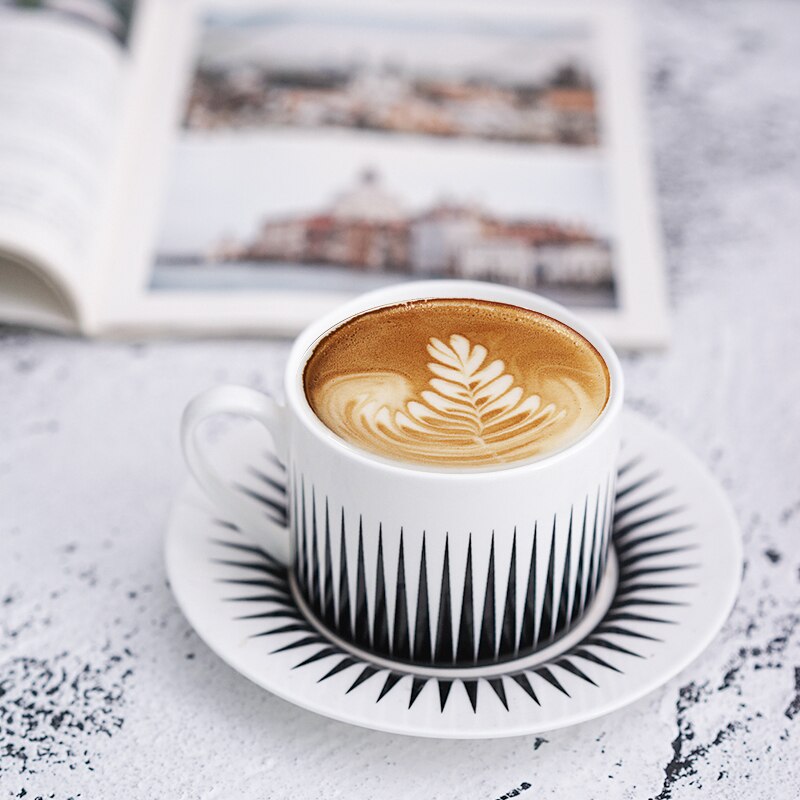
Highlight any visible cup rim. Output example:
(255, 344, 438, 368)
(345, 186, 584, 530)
(285, 280, 624, 477)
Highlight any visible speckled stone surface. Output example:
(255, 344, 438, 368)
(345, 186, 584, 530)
(2, 1, 799, 797)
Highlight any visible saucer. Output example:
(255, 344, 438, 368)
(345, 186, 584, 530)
(165, 410, 741, 739)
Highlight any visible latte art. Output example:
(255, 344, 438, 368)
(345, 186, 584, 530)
(304, 299, 609, 467)
(315, 335, 593, 465)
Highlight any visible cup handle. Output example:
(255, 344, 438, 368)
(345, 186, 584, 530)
(181, 385, 291, 564)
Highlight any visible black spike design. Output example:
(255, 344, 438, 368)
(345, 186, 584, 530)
(510, 672, 539, 705)
(438, 680, 453, 711)
(354, 520, 370, 649)
(616, 456, 642, 478)
(538, 521, 557, 645)
(614, 509, 685, 541)
(556, 658, 597, 687)
(614, 489, 673, 525)
(372, 528, 389, 655)
(518, 525, 537, 653)
(291, 471, 300, 589)
(487, 678, 508, 710)
(319, 657, 356, 682)
(214, 444, 696, 713)
(456, 535, 474, 663)
(309, 489, 320, 615)
(409, 677, 426, 709)
(234, 483, 287, 526)
(349, 666, 378, 694)
(337, 510, 352, 642)
(615, 471, 658, 502)
(393, 531, 410, 661)
(572, 499, 588, 624)
(536, 667, 569, 697)
(212, 558, 274, 575)
(247, 464, 287, 497)
(477, 534, 496, 662)
(294, 647, 339, 669)
(434, 537, 453, 665)
(322, 501, 335, 629)
(600, 472, 616, 587)
(262, 449, 286, 471)
(378, 672, 401, 700)
(596, 478, 610, 597)
(462, 680, 479, 712)
(413, 534, 432, 663)
(236, 607, 302, 622)
(556, 510, 573, 634)
(298, 478, 308, 593)
(499, 531, 517, 657)
(586, 488, 601, 612)
(615, 527, 693, 555)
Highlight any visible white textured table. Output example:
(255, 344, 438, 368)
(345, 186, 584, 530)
(2, 3, 799, 797)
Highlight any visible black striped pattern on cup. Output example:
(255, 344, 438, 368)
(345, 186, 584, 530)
(291, 471, 615, 667)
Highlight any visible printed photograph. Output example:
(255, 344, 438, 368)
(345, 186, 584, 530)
(152, 8, 618, 309)
(183, 8, 600, 147)
(0, 0, 136, 45)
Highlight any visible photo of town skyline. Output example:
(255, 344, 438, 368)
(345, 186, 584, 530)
(184, 8, 600, 147)
(152, 7, 618, 309)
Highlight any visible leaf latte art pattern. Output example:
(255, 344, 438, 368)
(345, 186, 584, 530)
(313, 334, 601, 466)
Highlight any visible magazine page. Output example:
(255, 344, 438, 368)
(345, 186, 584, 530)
(103, 0, 668, 347)
(0, 0, 137, 330)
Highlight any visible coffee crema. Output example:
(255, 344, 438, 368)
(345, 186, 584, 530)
(303, 299, 610, 467)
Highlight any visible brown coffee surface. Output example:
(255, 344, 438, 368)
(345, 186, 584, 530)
(304, 298, 610, 467)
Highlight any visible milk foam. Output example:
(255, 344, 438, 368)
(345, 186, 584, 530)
(304, 300, 609, 467)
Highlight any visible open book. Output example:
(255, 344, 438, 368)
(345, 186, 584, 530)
(0, 0, 668, 347)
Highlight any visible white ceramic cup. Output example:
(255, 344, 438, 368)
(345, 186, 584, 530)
(181, 281, 623, 667)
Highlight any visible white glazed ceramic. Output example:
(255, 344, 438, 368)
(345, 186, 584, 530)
(181, 281, 624, 667)
(166, 410, 742, 738)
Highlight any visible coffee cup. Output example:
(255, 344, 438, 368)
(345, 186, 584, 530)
(181, 281, 623, 667)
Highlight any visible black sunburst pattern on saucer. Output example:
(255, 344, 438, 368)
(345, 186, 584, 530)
(211, 450, 697, 714)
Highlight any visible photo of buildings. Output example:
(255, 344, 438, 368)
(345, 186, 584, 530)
(182, 9, 600, 147)
(185, 60, 598, 147)
(152, 7, 622, 310)
(161, 168, 614, 302)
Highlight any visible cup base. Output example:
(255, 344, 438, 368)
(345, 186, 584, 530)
(288, 551, 618, 680)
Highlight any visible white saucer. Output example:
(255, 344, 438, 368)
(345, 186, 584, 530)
(165, 410, 741, 739)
